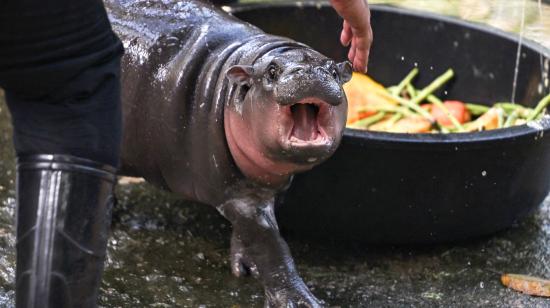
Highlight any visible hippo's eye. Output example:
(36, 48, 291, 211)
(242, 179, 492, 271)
(332, 69, 339, 80)
(267, 64, 278, 81)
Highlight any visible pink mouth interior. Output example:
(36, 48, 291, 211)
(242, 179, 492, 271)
(290, 103, 321, 141)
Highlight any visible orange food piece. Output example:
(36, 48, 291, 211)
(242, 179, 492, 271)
(430, 100, 471, 126)
(369, 116, 432, 133)
(465, 107, 501, 132)
(365, 115, 393, 131)
(355, 109, 377, 122)
(501, 274, 550, 297)
(391, 116, 432, 133)
(344, 73, 397, 125)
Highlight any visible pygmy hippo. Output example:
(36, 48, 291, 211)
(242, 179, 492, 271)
(106, 0, 352, 306)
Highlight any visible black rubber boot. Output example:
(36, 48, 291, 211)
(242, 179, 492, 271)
(15, 154, 117, 308)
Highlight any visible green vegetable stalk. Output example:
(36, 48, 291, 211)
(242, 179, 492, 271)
(494, 102, 532, 118)
(387, 113, 403, 126)
(526, 93, 550, 121)
(359, 105, 415, 117)
(406, 83, 417, 99)
(388, 92, 434, 121)
(496, 107, 505, 128)
(427, 95, 465, 132)
(504, 109, 519, 128)
(466, 103, 490, 115)
(390, 68, 419, 96)
(348, 112, 387, 129)
(410, 69, 454, 105)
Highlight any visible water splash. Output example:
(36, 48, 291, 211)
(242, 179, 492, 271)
(538, 0, 547, 96)
(511, 0, 528, 103)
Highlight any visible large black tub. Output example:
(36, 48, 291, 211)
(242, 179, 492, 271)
(229, 2, 550, 244)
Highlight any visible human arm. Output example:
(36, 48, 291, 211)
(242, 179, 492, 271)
(330, 0, 373, 73)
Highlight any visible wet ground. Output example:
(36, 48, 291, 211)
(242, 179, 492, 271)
(2, 1, 550, 307)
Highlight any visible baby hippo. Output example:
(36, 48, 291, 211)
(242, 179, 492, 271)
(106, 0, 351, 306)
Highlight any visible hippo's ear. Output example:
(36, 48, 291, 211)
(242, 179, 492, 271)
(337, 61, 353, 83)
(226, 65, 254, 86)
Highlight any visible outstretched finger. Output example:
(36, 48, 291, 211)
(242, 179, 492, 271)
(353, 27, 373, 73)
(354, 42, 370, 72)
(340, 20, 352, 46)
(348, 37, 356, 67)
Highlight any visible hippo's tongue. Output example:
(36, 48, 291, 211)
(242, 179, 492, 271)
(291, 104, 319, 141)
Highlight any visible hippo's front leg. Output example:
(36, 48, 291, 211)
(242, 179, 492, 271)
(218, 192, 323, 307)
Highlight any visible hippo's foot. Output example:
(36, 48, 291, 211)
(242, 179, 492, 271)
(229, 228, 324, 308)
(230, 232, 323, 308)
(263, 278, 324, 308)
(218, 186, 324, 308)
(230, 233, 260, 278)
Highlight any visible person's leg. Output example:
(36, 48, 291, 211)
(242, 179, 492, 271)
(0, 0, 123, 165)
(0, 1, 123, 307)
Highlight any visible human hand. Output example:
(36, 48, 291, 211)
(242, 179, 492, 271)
(330, 0, 373, 73)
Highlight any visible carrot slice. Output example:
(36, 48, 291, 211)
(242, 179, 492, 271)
(390, 116, 432, 133)
(464, 107, 501, 132)
(431, 100, 471, 126)
(501, 274, 550, 297)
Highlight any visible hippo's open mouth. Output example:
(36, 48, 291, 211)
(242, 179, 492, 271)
(287, 98, 330, 145)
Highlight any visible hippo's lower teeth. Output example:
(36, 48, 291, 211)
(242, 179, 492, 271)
(290, 103, 320, 141)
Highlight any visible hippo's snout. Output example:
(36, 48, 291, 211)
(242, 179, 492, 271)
(275, 68, 346, 107)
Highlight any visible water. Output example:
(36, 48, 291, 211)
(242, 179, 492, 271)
(539, 0, 548, 97)
(511, 0, 527, 103)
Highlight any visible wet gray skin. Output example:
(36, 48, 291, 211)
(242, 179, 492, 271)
(0, 92, 550, 306)
(106, 0, 350, 306)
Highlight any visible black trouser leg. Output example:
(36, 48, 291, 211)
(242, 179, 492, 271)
(15, 155, 117, 308)
(0, 0, 124, 166)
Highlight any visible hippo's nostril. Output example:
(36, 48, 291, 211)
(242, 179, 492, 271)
(289, 67, 304, 74)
